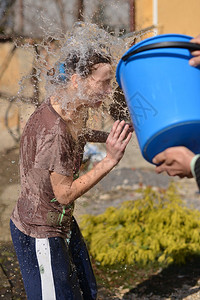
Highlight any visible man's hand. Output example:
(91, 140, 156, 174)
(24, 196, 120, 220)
(189, 34, 200, 67)
(125, 122, 134, 135)
(106, 120, 132, 165)
(152, 146, 195, 178)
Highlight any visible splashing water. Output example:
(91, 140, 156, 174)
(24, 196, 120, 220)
(16, 20, 154, 132)
(44, 22, 129, 112)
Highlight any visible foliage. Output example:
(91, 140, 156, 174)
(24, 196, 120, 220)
(80, 183, 200, 266)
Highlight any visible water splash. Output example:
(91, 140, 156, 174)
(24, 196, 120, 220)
(16, 19, 155, 132)
(43, 22, 128, 111)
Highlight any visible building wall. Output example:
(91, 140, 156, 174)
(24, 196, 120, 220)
(0, 43, 33, 95)
(158, 0, 200, 37)
(135, 0, 200, 38)
(0, 43, 36, 152)
(135, 0, 153, 32)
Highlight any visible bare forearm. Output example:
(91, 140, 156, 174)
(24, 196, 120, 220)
(51, 121, 132, 205)
(58, 157, 115, 205)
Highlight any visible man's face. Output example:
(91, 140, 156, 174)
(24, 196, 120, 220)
(81, 63, 113, 107)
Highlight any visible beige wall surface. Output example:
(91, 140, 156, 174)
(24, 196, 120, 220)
(135, 0, 153, 30)
(0, 43, 34, 96)
(0, 43, 37, 152)
(135, 0, 200, 37)
(158, 0, 200, 37)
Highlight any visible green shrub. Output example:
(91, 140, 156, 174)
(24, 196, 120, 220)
(80, 183, 200, 266)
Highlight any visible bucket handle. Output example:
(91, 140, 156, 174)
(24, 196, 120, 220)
(122, 41, 200, 61)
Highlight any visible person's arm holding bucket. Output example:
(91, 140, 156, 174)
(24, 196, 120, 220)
(153, 146, 194, 178)
(189, 34, 200, 67)
(153, 147, 200, 190)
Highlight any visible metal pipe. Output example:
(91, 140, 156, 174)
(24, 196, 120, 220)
(129, 0, 135, 32)
(153, 0, 158, 35)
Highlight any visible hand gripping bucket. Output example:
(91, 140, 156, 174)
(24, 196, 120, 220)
(116, 34, 200, 163)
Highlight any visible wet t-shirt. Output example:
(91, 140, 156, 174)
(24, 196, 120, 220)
(11, 99, 85, 239)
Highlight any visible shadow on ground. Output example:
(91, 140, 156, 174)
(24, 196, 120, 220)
(1, 150, 200, 299)
(123, 256, 200, 299)
(0, 241, 26, 300)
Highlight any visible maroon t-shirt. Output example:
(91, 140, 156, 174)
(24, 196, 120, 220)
(11, 99, 85, 239)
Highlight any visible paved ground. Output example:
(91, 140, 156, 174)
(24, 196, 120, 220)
(1, 145, 199, 241)
(1, 143, 200, 299)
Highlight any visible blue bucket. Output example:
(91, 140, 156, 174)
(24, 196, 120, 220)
(116, 34, 200, 163)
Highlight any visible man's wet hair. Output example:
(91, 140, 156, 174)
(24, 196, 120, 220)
(47, 46, 112, 84)
(64, 47, 111, 78)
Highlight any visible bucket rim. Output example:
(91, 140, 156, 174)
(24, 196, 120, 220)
(116, 33, 193, 88)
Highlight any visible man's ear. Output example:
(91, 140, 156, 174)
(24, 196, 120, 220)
(71, 74, 79, 89)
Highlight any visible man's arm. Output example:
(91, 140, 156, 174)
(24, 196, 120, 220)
(84, 129, 109, 143)
(50, 121, 132, 205)
(194, 156, 200, 190)
(152, 146, 195, 178)
(84, 124, 134, 143)
(153, 147, 200, 191)
(189, 34, 200, 67)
